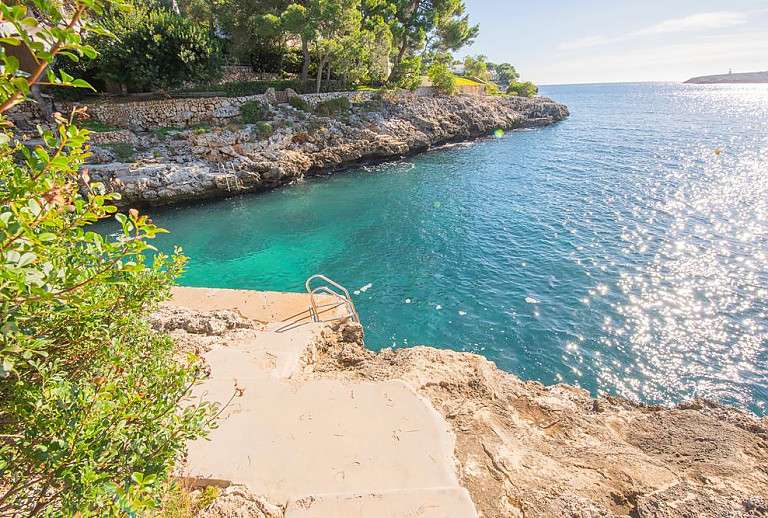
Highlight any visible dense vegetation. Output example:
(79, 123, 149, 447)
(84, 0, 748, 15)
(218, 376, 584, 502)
(48, 0, 537, 97)
(0, 1, 217, 515)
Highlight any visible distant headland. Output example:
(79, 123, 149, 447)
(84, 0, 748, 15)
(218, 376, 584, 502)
(684, 71, 768, 84)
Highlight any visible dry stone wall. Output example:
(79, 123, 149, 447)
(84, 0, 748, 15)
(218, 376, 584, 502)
(59, 91, 379, 131)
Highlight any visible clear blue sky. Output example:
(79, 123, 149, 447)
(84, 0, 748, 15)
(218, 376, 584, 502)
(461, 0, 768, 85)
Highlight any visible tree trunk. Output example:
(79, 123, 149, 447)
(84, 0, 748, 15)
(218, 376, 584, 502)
(316, 60, 326, 93)
(420, 34, 434, 60)
(326, 63, 331, 81)
(387, 37, 409, 82)
(301, 39, 311, 83)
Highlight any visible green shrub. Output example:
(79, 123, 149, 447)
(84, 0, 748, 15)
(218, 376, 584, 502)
(252, 121, 274, 139)
(314, 97, 350, 117)
(102, 142, 136, 162)
(390, 56, 422, 91)
(98, 7, 221, 93)
(151, 126, 185, 140)
(240, 100, 268, 124)
(506, 80, 538, 98)
(79, 119, 120, 132)
(485, 82, 501, 96)
(0, 2, 216, 515)
(427, 64, 457, 95)
(288, 95, 311, 112)
(191, 124, 211, 135)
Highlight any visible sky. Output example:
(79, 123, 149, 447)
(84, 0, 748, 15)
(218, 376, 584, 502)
(461, 0, 768, 85)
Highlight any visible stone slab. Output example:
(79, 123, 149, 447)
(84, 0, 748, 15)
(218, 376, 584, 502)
(170, 286, 348, 325)
(203, 326, 321, 379)
(284, 487, 478, 518)
(184, 377, 459, 501)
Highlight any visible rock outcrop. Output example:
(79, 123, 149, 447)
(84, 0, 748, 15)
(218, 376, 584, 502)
(152, 303, 768, 518)
(86, 95, 568, 206)
(302, 324, 768, 518)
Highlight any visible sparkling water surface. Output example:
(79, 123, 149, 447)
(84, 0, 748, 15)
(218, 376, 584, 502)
(145, 83, 768, 414)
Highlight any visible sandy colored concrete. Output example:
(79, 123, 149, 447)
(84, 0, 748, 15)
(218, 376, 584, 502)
(185, 377, 460, 501)
(169, 286, 348, 325)
(200, 325, 322, 378)
(170, 286, 478, 517)
(162, 288, 768, 517)
(284, 487, 477, 517)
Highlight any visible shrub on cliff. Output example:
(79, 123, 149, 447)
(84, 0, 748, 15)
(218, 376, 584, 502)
(252, 121, 275, 139)
(390, 56, 422, 91)
(289, 95, 312, 112)
(427, 64, 457, 95)
(314, 97, 351, 116)
(0, 1, 216, 515)
(506, 81, 538, 98)
(97, 4, 222, 93)
(241, 100, 269, 124)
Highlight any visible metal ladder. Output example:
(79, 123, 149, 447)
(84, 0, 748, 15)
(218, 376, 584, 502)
(306, 274, 359, 324)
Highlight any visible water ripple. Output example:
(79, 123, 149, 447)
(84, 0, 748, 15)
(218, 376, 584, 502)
(145, 82, 768, 415)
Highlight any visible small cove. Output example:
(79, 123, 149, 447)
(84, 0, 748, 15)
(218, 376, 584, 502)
(144, 83, 768, 414)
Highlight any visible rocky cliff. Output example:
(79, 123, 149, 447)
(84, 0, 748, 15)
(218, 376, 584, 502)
(154, 305, 768, 518)
(85, 94, 568, 206)
(306, 323, 768, 518)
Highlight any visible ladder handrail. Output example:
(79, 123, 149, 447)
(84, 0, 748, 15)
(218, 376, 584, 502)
(306, 274, 359, 323)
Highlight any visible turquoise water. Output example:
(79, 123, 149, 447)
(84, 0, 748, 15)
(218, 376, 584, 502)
(145, 83, 768, 414)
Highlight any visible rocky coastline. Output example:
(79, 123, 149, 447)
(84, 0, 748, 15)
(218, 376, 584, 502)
(83, 94, 569, 206)
(155, 291, 768, 518)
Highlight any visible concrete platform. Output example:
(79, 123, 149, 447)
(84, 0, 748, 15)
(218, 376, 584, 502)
(170, 286, 348, 325)
(185, 377, 459, 501)
(203, 325, 322, 379)
(173, 285, 478, 517)
(284, 487, 478, 517)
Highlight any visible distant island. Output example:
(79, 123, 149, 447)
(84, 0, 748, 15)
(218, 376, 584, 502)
(685, 71, 768, 84)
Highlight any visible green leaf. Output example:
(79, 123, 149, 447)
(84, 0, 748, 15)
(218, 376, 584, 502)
(17, 252, 36, 267)
(71, 79, 94, 90)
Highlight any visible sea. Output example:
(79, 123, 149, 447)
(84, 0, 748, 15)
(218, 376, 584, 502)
(144, 82, 768, 415)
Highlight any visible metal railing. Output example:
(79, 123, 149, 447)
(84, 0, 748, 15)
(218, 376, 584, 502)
(305, 274, 359, 324)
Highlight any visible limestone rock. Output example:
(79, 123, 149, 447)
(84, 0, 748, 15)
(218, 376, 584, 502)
(263, 88, 277, 106)
(302, 333, 768, 518)
(85, 95, 569, 206)
(196, 485, 282, 518)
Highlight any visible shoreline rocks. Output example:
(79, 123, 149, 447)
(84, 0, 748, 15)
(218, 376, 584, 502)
(304, 323, 768, 517)
(153, 301, 768, 518)
(85, 95, 569, 206)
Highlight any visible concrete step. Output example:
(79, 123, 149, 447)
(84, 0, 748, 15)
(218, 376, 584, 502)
(170, 286, 349, 324)
(284, 487, 478, 518)
(185, 377, 459, 501)
(204, 325, 321, 379)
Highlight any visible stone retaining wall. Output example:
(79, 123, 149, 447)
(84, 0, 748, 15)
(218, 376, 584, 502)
(60, 91, 379, 131)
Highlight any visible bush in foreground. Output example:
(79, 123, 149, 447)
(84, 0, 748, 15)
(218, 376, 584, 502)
(0, 1, 216, 515)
